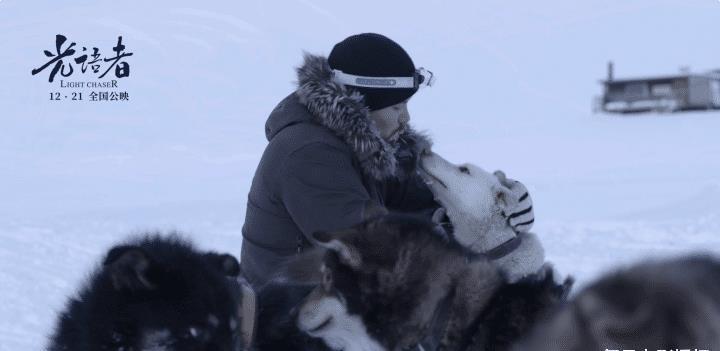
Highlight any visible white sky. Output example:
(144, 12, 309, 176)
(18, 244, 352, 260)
(0, 0, 718, 220)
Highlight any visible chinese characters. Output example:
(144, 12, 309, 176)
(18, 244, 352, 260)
(32, 34, 133, 83)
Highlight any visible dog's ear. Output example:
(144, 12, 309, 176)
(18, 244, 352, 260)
(204, 253, 241, 277)
(538, 264, 575, 301)
(104, 245, 157, 291)
(311, 230, 362, 269)
(558, 276, 575, 301)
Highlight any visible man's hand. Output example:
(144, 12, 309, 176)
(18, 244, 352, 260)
(494, 171, 534, 233)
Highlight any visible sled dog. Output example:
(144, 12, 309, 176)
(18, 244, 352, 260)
(296, 214, 570, 351)
(47, 234, 253, 351)
(419, 150, 545, 283)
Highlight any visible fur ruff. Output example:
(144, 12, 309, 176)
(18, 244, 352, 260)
(295, 53, 432, 181)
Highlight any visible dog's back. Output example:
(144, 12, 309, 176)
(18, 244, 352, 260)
(296, 213, 503, 350)
(47, 234, 247, 351)
(517, 255, 720, 351)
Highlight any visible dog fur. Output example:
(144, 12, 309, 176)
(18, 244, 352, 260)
(294, 214, 571, 351)
(296, 214, 502, 351)
(515, 254, 720, 351)
(47, 234, 249, 351)
(462, 264, 572, 351)
(418, 150, 545, 283)
(252, 281, 331, 351)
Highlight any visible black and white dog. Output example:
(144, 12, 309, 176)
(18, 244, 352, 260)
(295, 214, 571, 351)
(47, 234, 253, 351)
(418, 150, 545, 283)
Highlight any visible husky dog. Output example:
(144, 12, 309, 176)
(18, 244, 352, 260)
(516, 255, 720, 351)
(418, 150, 545, 283)
(252, 281, 331, 351)
(47, 234, 252, 351)
(297, 213, 562, 351)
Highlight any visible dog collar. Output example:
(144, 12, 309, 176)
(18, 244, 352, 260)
(485, 235, 522, 261)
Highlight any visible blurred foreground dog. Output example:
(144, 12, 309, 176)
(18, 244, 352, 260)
(516, 255, 720, 351)
(47, 234, 253, 351)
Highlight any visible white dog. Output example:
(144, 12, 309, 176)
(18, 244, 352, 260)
(419, 150, 545, 283)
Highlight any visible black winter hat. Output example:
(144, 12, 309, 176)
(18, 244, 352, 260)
(328, 33, 418, 111)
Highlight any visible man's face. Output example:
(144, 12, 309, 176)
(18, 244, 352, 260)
(369, 100, 410, 141)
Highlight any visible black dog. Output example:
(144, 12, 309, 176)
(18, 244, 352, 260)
(47, 234, 248, 351)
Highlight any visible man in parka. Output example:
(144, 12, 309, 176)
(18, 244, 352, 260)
(240, 33, 533, 288)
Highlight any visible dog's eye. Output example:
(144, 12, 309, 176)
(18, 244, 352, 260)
(183, 326, 207, 341)
(496, 191, 507, 207)
(458, 166, 470, 174)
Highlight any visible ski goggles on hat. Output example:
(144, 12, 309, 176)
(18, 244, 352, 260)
(331, 67, 435, 89)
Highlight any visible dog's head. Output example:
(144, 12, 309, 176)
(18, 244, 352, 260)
(419, 151, 518, 252)
(99, 236, 250, 351)
(296, 214, 466, 351)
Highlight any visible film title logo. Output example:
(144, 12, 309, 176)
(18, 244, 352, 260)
(31, 34, 133, 102)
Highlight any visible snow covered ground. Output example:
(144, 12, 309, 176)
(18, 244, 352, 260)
(3, 113, 719, 351)
(2, 1, 720, 350)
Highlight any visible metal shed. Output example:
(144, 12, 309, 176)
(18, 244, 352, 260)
(597, 63, 720, 114)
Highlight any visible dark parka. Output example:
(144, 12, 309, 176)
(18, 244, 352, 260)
(240, 54, 438, 287)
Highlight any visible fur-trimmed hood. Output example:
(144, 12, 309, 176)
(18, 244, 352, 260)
(244, 55, 438, 288)
(289, 53, 432, 181)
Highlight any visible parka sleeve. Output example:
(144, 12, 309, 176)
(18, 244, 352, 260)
(278, 142, 387, 239)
